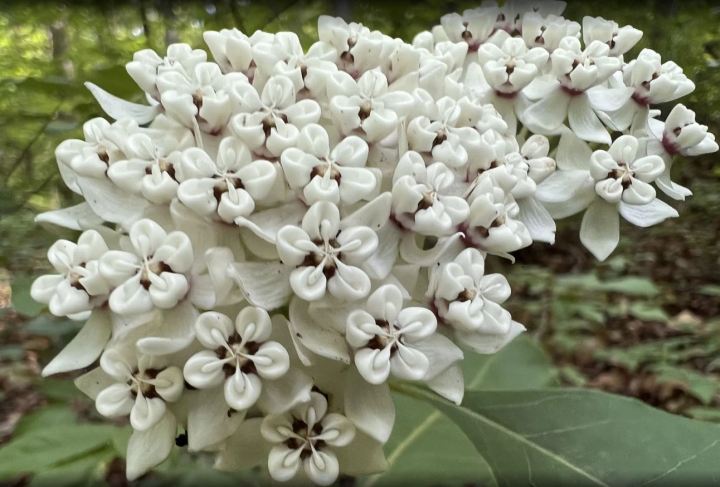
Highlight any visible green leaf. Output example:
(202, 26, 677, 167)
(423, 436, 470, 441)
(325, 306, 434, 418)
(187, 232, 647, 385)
(629, 302, 669, 322)
(360, 336, 557, 486)
(13, 406, 77, 437)
(597, 276, 660, 296)
(650, 364, 720, 405)
(699, 285, 720, 296)
(0, 423, 119, 478)
(11, 274, 45, 317)
(556, 274, 660, 297)
(686, 406, 720, 422)
(24, 315, 82, 338)
(28, 448, 114, 487)
(399, 385, 720, 486)
(38, 378, 83, 403)
(464, 335, 559, 390)
(359, 394, 497, 487)
(44, 119, 79, 134)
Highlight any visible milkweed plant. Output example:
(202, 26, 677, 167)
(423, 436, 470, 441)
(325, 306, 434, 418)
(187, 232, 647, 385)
(30, 1, 717, 484)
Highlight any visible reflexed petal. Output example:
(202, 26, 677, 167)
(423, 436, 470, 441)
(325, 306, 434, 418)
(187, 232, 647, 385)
(42, 311, 112, 376)
(580, 199, 620, 261)
(125, 413, 176, 481)
(343, 370, 394, 443)
(568, 95, 610, 145)
(619, 199, 679, 227)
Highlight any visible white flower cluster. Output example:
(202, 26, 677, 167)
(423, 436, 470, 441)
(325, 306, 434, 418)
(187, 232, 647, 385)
(33, 3, 716, 484)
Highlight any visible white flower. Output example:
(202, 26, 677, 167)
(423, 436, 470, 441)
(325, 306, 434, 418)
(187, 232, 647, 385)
(346, 284, 437, 384)
(95, 346, 183, 431)
(391, 151, 469, 236)
(582, 16, 642, 57)
(34, 9, 718, 485)
(604, 49, 695, 133)
(644, 104, 719, 200)
(55, 118, 133, 179)
(439, 7, 499, 52)
(230, 74, 321, 158)
(328, 68, 416, 142)
(107, 132, 191, 204)
(281, 124, 377, 204)
(177, 137, 276, 223)
(536, 134, 678, 260)
(651, 104, 719, 158)
(203, 28, 273, 77)
(252, 32, 338, 95)
(183, 307, 290, 411)
(126, 43, 207, 100)
(522, 36, 625, 144)
(429, 248, 510, 331)
(462, 176, 532, 256)
(261, 391, 355, 486)
(276, 201, 378, 301)
(589, 135, 664, 205)
(158, 61, 246, 135)
(477, 36, 549, 96)
(317, 15, 395, 77)
(99, 219, 193, 314)
(31, 230, 109, 318)
(521, 12, 580, 52)
(406, 96, 487, 168)
(428, 247, 524, 353)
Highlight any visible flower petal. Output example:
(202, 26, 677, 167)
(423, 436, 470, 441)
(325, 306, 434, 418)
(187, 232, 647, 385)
(580, 199, 620, 261)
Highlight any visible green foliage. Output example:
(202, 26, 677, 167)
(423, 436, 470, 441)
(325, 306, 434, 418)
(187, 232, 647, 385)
(362, 336, 557, 486)
(400, 384, 720, 486)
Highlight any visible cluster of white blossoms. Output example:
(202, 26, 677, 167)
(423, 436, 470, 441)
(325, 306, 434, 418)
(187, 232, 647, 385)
(32, 2, 717, 484)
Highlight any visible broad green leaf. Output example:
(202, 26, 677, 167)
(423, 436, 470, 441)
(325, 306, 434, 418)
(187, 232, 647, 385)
(360, 336, 557, 486)
(400, 385, 720, 486)
(359, 394, 497, 487)
(0, 423, 119, 478)
(13, 406, 77, 437)
(464, 335, 559, 391)
(24, 315, 81, 338)
(38, 378, 84, 402)
(11, 274, 45, 317)
(28, 448, 114, 487)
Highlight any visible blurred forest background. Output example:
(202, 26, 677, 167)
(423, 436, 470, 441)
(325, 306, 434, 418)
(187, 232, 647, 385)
(0, 0, 719, 486)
